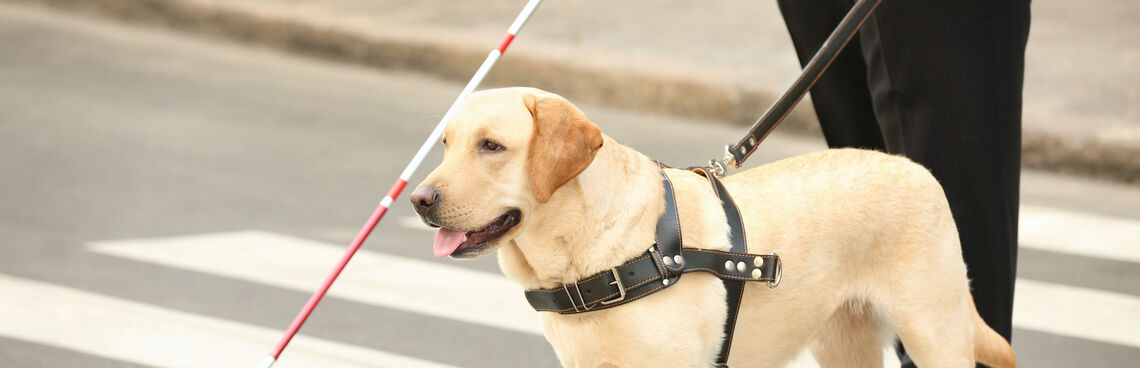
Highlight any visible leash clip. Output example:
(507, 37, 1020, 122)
(707, 145, 738, 178)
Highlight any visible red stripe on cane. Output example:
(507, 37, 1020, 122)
(496, 33, 516, 53)
(386, 179, 408, 205)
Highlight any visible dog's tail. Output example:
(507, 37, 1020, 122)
(970, 298, 1017, 368)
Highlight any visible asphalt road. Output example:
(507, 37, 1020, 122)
(1, 4, 1138, 368)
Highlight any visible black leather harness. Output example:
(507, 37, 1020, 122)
(523, 167, 782, 367)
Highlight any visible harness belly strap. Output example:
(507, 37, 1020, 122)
(693, 168, 751, 368)
(522, 166, 782, 367)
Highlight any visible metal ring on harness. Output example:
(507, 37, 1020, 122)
(768, 252, 782, 288)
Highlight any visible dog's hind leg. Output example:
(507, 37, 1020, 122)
(876, 236, 978, 368)
(868, 181, 983, 368)
(887, 296, 976, 368)
(808, 300, 885, 368)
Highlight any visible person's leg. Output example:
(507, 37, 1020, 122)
(856, 0, 1030, 365)
(776, 0, 885, 151)
(778, 0, 1029, 365)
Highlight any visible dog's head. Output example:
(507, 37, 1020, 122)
(411, 88, 603, 259)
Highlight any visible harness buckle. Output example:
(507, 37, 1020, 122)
(599, 268, 628, 305)
(564, 268, 627, 312)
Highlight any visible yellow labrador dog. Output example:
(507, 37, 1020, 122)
(410, 87, 1016, 368)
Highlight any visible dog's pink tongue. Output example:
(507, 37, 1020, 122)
(433, 228, 466, 257)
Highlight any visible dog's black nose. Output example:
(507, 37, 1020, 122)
(410, 186, 439, 215)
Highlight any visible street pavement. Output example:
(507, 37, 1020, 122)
(1, 4, 1139, 367)
(10, 0, 1137, 182)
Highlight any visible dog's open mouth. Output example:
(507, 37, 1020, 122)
(432, 209, 521, 258)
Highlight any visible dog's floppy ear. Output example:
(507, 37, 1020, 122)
(524, 93, 604, 203)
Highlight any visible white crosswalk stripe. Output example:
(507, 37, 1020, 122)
(1014, 279, 1140, 348)
(0, 273, 455, 368)
(1020, 204, 1140, 263)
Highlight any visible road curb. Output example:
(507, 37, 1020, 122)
(10, 0, 1137, 184)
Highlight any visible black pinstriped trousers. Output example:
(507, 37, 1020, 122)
(775, 0, 1030, 366)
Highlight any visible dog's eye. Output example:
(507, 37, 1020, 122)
(480, 140, 504, 152)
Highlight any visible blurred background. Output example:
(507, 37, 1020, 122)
(0, 0, 1137, 367)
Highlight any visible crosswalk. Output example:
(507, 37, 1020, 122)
(1, 204, 1138, 367)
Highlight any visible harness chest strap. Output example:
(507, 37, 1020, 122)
(522, 167, 781, 367)
(523, 248, 780, 314)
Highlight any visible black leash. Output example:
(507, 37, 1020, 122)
(707, 0, 883, 177)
